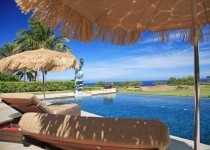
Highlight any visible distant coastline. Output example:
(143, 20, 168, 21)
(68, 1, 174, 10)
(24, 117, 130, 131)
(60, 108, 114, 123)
(84, 78, 210, 87)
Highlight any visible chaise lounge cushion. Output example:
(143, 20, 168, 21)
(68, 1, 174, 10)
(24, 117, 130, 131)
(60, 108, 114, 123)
(19, 113, 170, 150)
(0, 93, 80, 116)
(47, 104, 80, 115)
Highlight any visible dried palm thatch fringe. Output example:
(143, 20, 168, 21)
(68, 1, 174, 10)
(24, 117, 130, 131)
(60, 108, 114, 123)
(16, 0, 93, 43)
(157, 27, 207, 44)
(96, 27, 142, 45)
(179, 29, 204, 44)
(0, 48, 78, 72)
(15, 0, 142, 45)
(16, 0, 208, 45)
(158, 31, 170, 43)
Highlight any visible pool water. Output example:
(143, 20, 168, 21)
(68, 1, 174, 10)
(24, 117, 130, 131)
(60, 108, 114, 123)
(49, 93, 210, 145)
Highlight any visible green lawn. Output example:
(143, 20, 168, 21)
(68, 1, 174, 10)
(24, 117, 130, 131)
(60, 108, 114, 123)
(4, 86, 209, 98)
(118, 86, 210, 98)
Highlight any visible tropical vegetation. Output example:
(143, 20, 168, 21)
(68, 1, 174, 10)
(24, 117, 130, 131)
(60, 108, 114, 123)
(0, 81, 74, 93)
(0, 19, 71, 82)
(0, 43, 14, 59)
(14, 19, 70, 53)
(153, 76, 195, 86)
(0, 73, 20, 82)
(167, 76, 194, 85)
(0, 81, 102, 93)
(95, 80, 143, 88)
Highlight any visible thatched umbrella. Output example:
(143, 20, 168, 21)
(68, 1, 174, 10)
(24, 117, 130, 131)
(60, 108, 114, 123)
(0, 48, 78, 99)
(15, 0, 210, 149)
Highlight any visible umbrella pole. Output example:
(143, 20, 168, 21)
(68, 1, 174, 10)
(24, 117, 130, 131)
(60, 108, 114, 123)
(193, 28, 200, 150)
(192, 0, 200, 150)
(42, 71, 46, 100)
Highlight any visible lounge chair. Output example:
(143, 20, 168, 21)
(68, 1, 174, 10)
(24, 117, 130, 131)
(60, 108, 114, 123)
(0, 93, 80, 116)
(19, 112, 170, 150)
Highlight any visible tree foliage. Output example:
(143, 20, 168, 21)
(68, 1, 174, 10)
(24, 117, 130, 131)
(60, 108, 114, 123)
(112, 82, 124, 87)
(13, 19, 72, 81)
(123, 81, 143, 87)
(13, 70, 36, 82)
(167, 76, 194, 85)
(167, 77, 177, 84)
(95, 81, 105, 87)
(0, 43, 14, 59)
(95, 80, 143, 88)
(0, 73, 20, 81)
(0, 19, 72, 82)
(0, 81, 75, 93)
(14, 19, 71, 53)
(153, 82, 167, 86)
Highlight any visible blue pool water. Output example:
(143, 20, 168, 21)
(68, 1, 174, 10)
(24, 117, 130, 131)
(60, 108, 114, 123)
(50, 93, 210, 145)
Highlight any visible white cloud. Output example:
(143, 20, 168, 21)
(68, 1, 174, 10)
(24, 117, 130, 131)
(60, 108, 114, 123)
(47, 36, 210, 82)
(47, 47, 210, 82)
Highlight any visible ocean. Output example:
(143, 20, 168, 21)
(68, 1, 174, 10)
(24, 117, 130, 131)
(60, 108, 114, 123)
(84, 79, 209, 87)
(84, 80, 167, 87)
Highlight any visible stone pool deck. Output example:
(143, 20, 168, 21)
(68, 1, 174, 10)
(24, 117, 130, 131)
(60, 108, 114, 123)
(36, 88, 117, 99)
(0, 91, 210, 150)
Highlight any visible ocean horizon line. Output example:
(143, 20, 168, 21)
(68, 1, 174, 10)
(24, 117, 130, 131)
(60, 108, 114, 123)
(84, 78, 210, 86)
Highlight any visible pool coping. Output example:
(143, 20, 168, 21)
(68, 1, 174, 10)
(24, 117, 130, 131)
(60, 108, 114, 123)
(35, 88, 117, 100)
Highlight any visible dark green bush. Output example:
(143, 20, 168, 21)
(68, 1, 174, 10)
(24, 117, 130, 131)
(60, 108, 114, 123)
(0, 73, 20, 81)
(0, 81, 75, 93)
(167, 76, 194, 86)
(153, 82, 167, 86)
(95, 81, 143, 88)
(112, 82, 124, 87)
(83, 86, 102, 91)
(95, 81, 105, 87)
(123, 81, 143, 87)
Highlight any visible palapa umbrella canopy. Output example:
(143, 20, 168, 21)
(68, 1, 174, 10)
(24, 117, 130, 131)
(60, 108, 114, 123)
(15, 0, 210, 149)
(0, 48, 78, 72)
(0, 48, 78, 99)
(15, 0, 210, 44)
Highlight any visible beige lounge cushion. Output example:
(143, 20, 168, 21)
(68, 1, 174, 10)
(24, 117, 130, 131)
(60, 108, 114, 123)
(0, 93, 81, 116)
(31, 96, 51, 112)
(1, 93, 34, 107)
(48, 104, 80, 115)
(1, 93, 34, 99)
(19, 113, 170, 150)
(0, 93, 44, 113)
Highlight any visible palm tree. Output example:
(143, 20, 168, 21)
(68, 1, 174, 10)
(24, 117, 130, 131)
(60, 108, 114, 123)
(14, 19, 72, 81)
(0, 43, 14, 59)
(14, 19, 71, 53)
(13, 70, 36, 82)
(0, 43, 35, 81)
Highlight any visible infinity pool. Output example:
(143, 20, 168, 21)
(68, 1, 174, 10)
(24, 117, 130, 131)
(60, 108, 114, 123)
(48, 93, 210, 145)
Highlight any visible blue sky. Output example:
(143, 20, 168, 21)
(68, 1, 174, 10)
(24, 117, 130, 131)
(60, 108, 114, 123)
(1, 0, 210, 83)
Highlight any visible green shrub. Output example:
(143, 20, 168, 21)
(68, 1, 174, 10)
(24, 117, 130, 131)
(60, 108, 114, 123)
(0, 73, 20, 81)
(167, 76, 194, 86)
(83, 86, 102, 91)
(153, 82, 167, 86)
(123, 81, 143, 87)
(95, 81, 105, 87)
(0, 81, 75, 93)
(112, 82, 123, 87)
